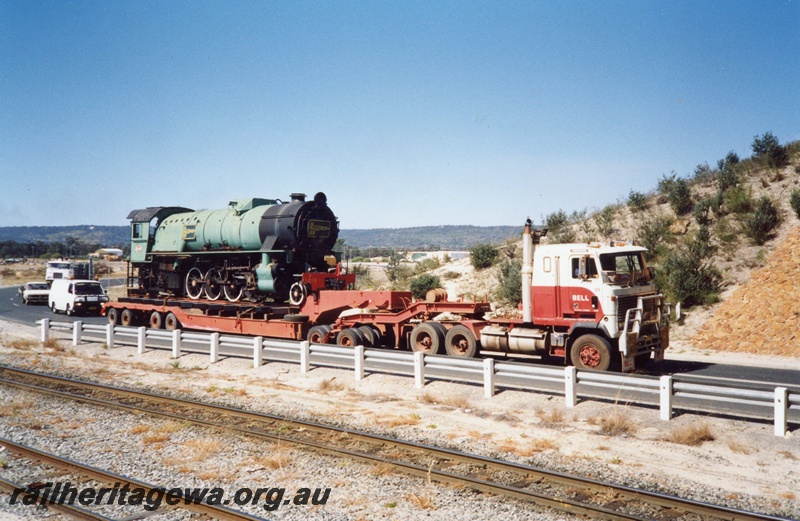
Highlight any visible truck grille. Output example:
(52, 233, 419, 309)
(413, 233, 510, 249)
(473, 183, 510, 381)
(617, 294, 660, 329)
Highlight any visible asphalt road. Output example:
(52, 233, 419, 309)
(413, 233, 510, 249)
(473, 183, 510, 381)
(1, 283, 798, 408)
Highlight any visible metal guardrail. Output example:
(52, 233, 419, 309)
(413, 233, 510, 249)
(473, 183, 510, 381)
(37, 319, 797, 437)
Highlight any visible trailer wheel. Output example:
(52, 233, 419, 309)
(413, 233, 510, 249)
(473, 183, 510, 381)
(120, 309, 134, 327)
(445, 325, 477, 358)
(570, 334, 612, 371)
(284, 314, 309, 323)
(410, 323, 444, 354)
(164, 312, 180, 331)
(107, 308, 119, 325)
(307, 325, 332, 344)
(358, 325, 382, 347)
(337, 328, 364, 347)
(149, 311, 163, 329)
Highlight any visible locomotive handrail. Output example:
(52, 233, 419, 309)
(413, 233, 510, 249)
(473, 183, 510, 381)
(36, 319, 798, 437)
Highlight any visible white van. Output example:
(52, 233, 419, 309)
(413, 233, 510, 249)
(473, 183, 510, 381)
(49, 279, 109, 316)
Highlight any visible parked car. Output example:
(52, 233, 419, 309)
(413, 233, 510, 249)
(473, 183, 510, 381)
(19, 281, 50, 305)
(48, 279, 108, 316)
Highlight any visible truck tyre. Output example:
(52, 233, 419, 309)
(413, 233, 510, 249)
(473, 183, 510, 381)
(336, 328, 364, 347)
(65, 304, 73, 317)
(445, 324, 477, 358)
(358, 325, 382, 347)
(410, 323, 444, 354)
(120, 309, 135, 327)
(570, 334, 612, 371)
(307, 325, 332, 344)
(164, 312, 180, 331)
(51, 302, 58, 315)
(107, 308, 119, 325)
(149, 311, 163, 329)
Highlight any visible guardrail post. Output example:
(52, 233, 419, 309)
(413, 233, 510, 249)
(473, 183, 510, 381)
(483, 358, 495, 398)
(209, 333, 220, 363)
(414, 351, 425, 388)
(106, 323, 115, 349)
(137, 327, 146, 355)
(354, 345, 365, 381)
(565, 366, 577, 407)
(775, 387, 788, 437)
(40, 319, 49, 342)
(253, 336, 263, 368)
(72, 321, 82, 346)
(171, 329, 181, 358)
(660, 375, 673, 421)
(300, 341, 310, 374)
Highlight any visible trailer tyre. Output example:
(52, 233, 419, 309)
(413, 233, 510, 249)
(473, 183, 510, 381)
(149, 311, 163, 330)
(336, 328, 364, 347)
(120, 309, 135, 327)
(283, 314, 309, 323)
(107, 308, 119, 325)
(358, 325, 382, 347)
(445, 324, 477, 358)
(570, 334, 612, 371)
(307, 325, 332, 344)
(410, 323, 444, 354)
(164, 312, 180, 331)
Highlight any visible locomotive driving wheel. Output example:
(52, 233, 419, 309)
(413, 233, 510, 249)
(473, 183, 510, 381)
(185, 268, 204, 300)
(224, 280, 244, 302)
(203, 268, 223, 301)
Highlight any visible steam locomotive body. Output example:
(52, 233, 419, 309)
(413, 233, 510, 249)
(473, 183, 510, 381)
(127, 192, 341, 303)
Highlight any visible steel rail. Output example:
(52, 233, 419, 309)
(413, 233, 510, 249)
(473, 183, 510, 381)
(0, 365, 789, 521)
(0, 475, 113, 521)
(0, 437, 268, 521)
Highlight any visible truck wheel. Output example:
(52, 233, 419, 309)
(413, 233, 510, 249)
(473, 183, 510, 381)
(51, 302, 58, 314)
(164, 312, 180, 331)
(336, 328, 364, 347)
(307, 325, 332, 344)
(570, 334, 612, 371)
(358, 325, 382, 347)
(65, 305, 73, 317)
(120, 309, 135, 327)
(410, 323, 444, 354)
(444, 325, 477, 358)
(107, 308, 119, 325)
(149, 311, 163, 329)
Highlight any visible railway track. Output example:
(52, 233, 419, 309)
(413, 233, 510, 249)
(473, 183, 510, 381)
(0, 437, 268, 520)
(0, 364, 790, 521)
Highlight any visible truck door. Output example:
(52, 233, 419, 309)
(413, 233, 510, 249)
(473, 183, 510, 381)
(532, 255, 559, 321)
(564, 255, 600, 317)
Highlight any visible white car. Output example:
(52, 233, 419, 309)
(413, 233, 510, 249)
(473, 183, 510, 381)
(19, 281, 50, 305)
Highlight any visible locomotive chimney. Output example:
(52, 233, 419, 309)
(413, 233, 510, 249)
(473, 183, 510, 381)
(290, 193, 306, 203)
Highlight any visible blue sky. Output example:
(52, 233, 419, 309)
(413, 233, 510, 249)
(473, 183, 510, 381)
(1, 1, 798, 229)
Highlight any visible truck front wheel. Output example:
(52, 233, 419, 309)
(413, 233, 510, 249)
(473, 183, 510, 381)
(570, 334, 612, 371)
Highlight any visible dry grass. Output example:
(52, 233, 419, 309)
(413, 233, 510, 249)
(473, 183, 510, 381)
(183, 438, 222, 459)
(378, 413, 421, 428)
(778, 450, 796, 460)
(129, 425, 150, 435)
(778, 491, 797, 501)
(369, 463, 396, 476)
(536, 407, 564, 425)
(594, 410, 638, 436)
(419, 391, 470, 409)
(142, 434, 170, 445)
(317, 378, 347, 392)
(406, 492, 436, 510)
(498, 438, 556, 457)
(6, 338, 37, 351)
(256, 444, 293, 469)
(153, 421, 187, 434)
(0, 397, 34, 418)
(726, 439, 753, 454)
(666, 422, 715, 446)
(41, 338, 65, 352)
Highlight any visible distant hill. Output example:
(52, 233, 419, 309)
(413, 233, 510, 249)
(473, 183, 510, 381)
(0, 225, 520, 250)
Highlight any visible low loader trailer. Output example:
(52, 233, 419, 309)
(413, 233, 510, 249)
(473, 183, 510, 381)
(104, 221, 669, 372)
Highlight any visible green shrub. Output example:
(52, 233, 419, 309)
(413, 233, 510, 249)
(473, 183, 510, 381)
(668, 177, 693, 216)
(594, 204, 617, 238)
(723, 186, 753, 215)
(627, 190, 648, 212)
(692, 163, 713, 184)
(752, 131, 780, 156)
(469, 243, 499, 270)
(692, 198, 713, 226)
(790, 189, 800, 219)
(661, 226, 722, 307)
(744, 197, 781, 245)
(414, 257, 441, 275)
(409, 274, 442, 300)
(635, 215, 674, 262)
(544, 209, 569, 231)
(497, 260, 522, 304)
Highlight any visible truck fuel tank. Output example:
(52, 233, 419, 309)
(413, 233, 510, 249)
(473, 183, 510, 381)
(480, 325, 549, 354)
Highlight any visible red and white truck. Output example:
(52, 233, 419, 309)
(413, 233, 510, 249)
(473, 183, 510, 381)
(104, 221, 668, 372)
